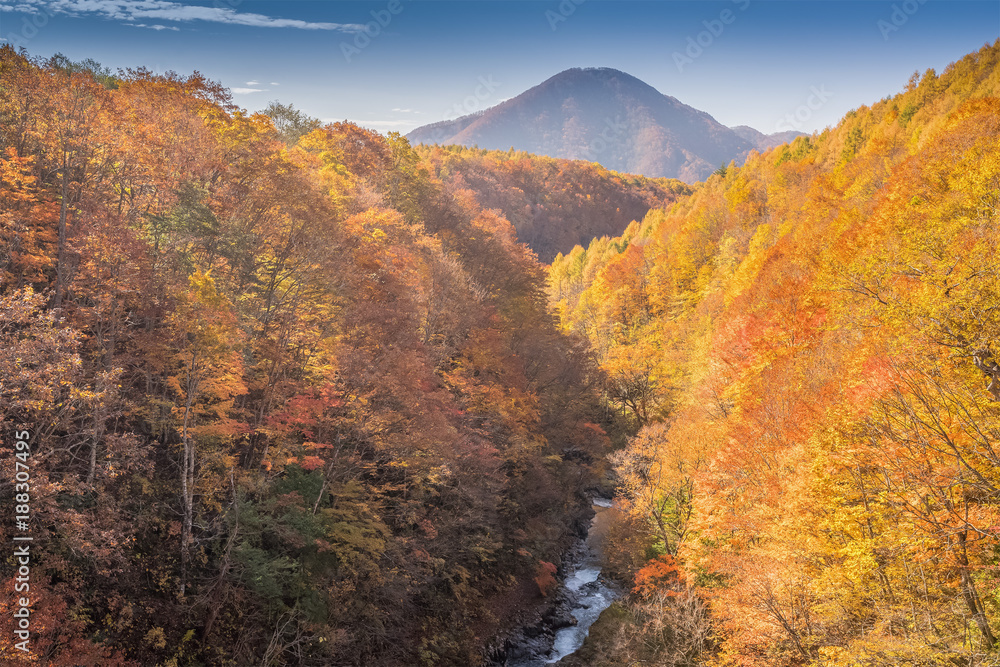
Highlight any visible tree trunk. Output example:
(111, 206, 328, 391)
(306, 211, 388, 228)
(957, 531, 996, 649)
(54, 152, 69, 310)
(179, 350, 199, 598)
(86, 405, 104, 487)
(203, 494, 238, 640)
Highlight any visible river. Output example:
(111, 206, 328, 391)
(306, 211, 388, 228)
(504, 497, 619, 666)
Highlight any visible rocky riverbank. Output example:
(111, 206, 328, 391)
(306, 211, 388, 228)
(488, 498, 620, 666)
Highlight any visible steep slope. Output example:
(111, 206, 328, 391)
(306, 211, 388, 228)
(416, 145, 691, 262)
(408, 67, 757, 183)
(0, 47, 614, 667)
(550, 41, 1000, 665)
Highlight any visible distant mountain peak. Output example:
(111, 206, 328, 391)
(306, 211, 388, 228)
(532, 66, 670, 100)
(407, 68, 785, 183)
(561, 66, 639, 78)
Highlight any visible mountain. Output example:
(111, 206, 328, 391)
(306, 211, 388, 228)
(730, 124, 805, 151)
(407, 67, 797, 183)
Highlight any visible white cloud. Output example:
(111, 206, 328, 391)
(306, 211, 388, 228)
(132, 22, 179, 31)
(246, 80, 259, 85)
(269, 82, 279, 86)
(3, 0, 366, 31)
(391, 108, 416, 113)
(0, 3, 36, 10)
(232, 87, 266, 94)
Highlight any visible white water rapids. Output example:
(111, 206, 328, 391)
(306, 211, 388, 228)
(507, 497, 619, 666)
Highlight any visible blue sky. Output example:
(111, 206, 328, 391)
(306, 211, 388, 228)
(1, 1, 998, 135)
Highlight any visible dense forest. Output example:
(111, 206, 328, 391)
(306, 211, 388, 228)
(550, 41, 1000, 666)
(0, 46, 618, 665)
(414, 145, 690, 263)
(2, 36, 1000, 667)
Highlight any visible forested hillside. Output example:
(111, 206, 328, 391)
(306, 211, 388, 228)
(414, 145, 690, 262)
(4, 33, 1000, 667)
(0, 46, 614, 666)
(551, 41, 1000, 665)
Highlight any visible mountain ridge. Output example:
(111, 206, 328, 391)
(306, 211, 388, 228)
(407, 67, 802, 182)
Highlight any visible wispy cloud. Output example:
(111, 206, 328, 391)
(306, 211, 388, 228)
(391, 108, 418, 113)
(2, 0, 366, 31)
(232, 87, 266, 95)
(269, 82, 280, 86)
(246, 80, 259, 86)
(132, 22, 179, 31)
